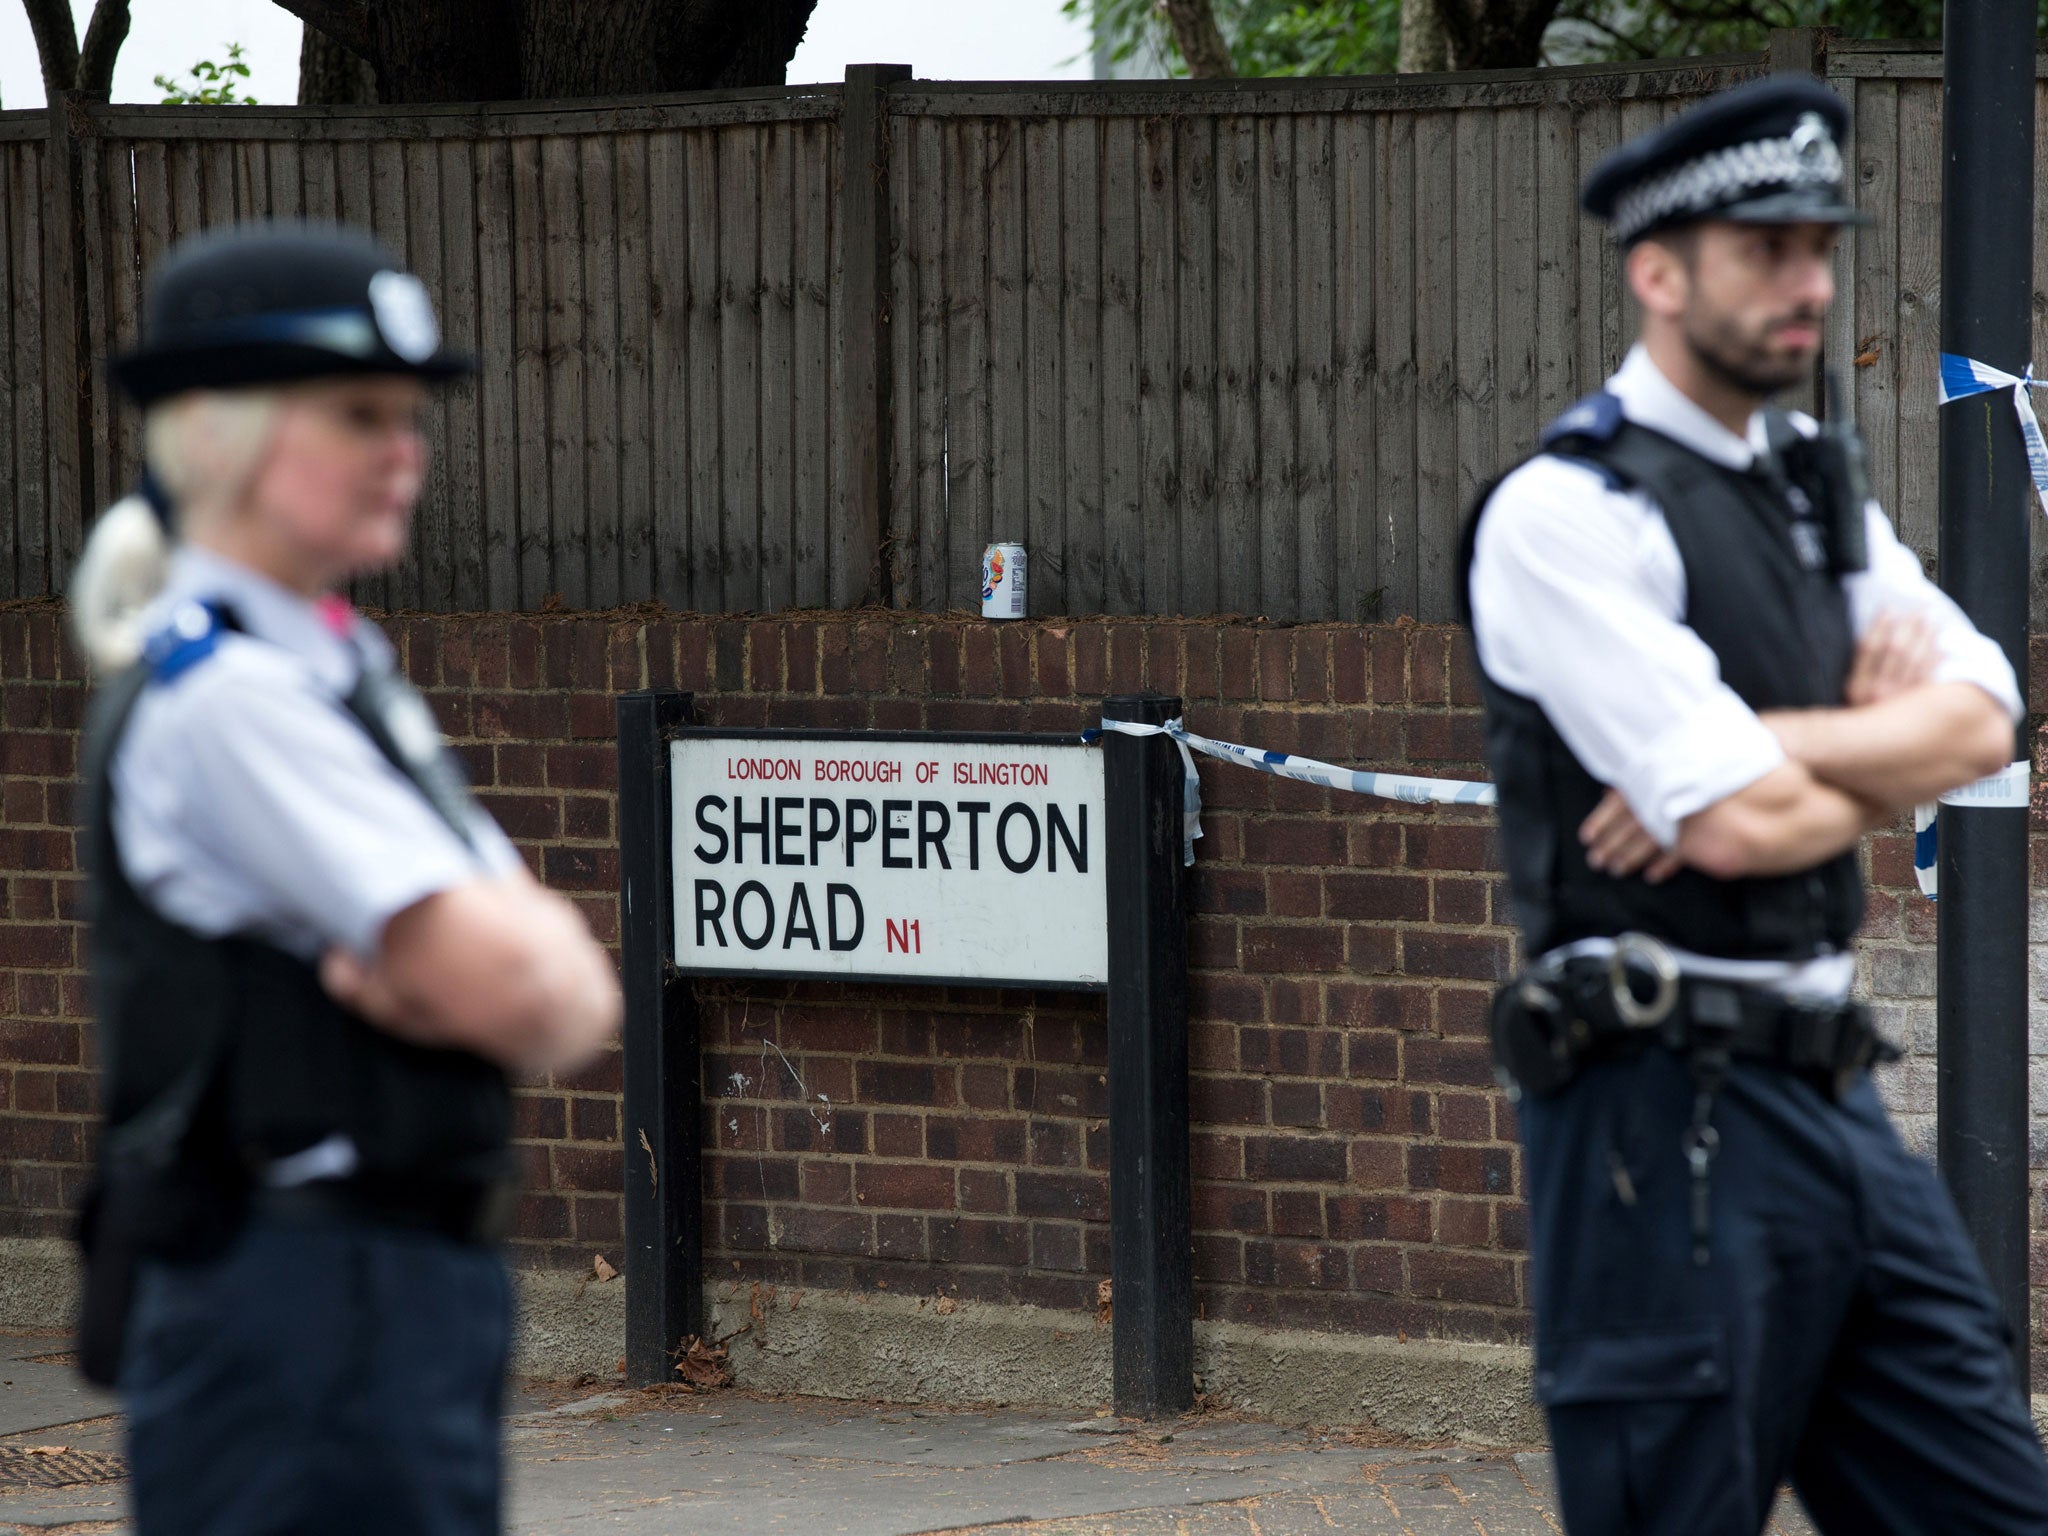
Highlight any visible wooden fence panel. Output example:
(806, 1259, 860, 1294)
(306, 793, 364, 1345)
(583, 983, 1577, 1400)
(9, 54, 2039, 617)
(40, 98, 841, 613)
(885, 57, 1765, 619)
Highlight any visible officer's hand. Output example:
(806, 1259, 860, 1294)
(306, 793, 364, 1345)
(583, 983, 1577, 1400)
(1580, 788, 1682, 883)
(1845, 610, 1937, 706)
(320, 946, 412, 1033)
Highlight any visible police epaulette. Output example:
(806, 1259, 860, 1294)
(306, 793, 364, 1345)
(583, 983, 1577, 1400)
(141, 601, 227, 683)
(1541, 390, 1624, 447)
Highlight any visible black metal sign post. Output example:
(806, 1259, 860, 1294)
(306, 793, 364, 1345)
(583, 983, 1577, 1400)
(617, 698, 1194, 1413)
(1101, 692, 1195, 1418)
(618, 689, 701, 1387)
(1937, 3, 2035, 1382)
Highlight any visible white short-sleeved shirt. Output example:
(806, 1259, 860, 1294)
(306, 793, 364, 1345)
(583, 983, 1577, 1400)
(1468, 345, 2021, 992)
(112, 546, 522, 964)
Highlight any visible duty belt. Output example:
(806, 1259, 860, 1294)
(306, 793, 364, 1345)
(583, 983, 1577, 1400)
(1490, 932, 1900, 1270)
(1491, 932, 1898, 1105)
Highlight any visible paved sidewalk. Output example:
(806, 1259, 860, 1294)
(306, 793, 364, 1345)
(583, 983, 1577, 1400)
(0, 1332, 1821, 1535)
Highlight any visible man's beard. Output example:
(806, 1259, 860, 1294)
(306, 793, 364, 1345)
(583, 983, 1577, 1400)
(1682, 309, 1821, 399)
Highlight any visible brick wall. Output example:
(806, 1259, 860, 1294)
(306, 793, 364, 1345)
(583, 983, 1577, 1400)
(1, 601, 2041, 1371)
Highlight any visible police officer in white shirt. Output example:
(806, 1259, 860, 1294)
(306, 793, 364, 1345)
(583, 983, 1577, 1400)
(1464, 77, 2048, 1534)
(71, 221, 620, 1535)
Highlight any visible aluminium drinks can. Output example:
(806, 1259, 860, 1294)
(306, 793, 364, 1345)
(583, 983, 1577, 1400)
(981, 542, 1027, 620)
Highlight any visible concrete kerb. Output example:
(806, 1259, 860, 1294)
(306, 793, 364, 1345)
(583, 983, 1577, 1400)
(545, 1269, 1548, 1446)
(9, 1241, 2047, 1450)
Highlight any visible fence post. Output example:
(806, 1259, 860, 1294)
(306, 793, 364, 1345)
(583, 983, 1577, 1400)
(1101, 691, 1194, 1419)
(618, 689, 700, 1386)
(838, 62, 913, 609)
(44, 93, 91, 588)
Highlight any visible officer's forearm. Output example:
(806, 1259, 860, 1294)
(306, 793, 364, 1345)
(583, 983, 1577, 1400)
(1759, 682, 2013, 811)
(1675, 762, 1877, 879)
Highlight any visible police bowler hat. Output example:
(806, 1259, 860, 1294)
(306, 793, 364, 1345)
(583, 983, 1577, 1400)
(110, 220, 473, 406)
(1582, 75, 1869, 246)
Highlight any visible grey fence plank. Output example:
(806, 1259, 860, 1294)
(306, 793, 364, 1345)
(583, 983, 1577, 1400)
(1453, 106, 1496, 558)
(886, 113, 922, 606)
(1332, 111, 1376, 619)
(1893, 79, 1942, 567)
(1413, 111, 1458, 623)
(438, 137, 487, 612)
(1493, 105, 1538, 470)
(510, 135, 553, 609)
(989, 116, 1031, 598)
(685, 129, 724, 611)
(1059, 116, 1106, 613)
(1213, 112, 1259, 616)
(1370, 110, 1418, 621)
(1534, 100, 1580, 430)
(580, 131, 623, 610)
(1294, 112, 1336, 621)
(474, 135, 521, 610)
(789, 117, 831, 608)
(1572, 102, 1620, 407)
(1174, 113, 1220, 617)
(404, 138, 453, 611)
(1254, 114, 1297, 618)
(1099, 116, 1142, 613)
(613, 131, 654, 605)
(541, 132, 589, 609)
(646, 130, 692, 608)
(1848, 80, 1900, 533)
(944, 120, 992, 610)
(1023, 117, 1067, 611)
(717, 124, 762, 610)
(299, 137, 337, 221)
(756, 121, 795, 612)
(1136, 114, 1179, 615)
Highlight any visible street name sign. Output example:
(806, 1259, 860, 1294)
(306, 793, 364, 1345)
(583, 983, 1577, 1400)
(669, 731, 1108, 988)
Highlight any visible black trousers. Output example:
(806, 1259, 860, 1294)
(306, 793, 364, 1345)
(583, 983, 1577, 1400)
(121, 1206, 511, 1536)
(1520, 1046, 2048, 1536)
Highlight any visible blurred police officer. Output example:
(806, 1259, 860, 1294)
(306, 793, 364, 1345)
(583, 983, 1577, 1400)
(1464, 76, 2048, 1534)
(72, 221, 621, 1535)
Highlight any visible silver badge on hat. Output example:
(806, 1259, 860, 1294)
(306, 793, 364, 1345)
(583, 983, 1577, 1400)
(367, 270, 439, 363)
(1788, 112, 1831, 164)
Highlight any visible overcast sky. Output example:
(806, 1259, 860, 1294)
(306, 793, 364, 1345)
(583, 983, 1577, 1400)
(0, 0, 1096, 111)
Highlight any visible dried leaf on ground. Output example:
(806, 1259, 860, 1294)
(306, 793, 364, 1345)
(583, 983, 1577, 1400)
(593, 1255, 618, 1283)
(674, 1336, 734, 1390)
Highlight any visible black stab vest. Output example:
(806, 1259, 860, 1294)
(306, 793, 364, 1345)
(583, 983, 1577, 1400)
(1460, 405, 1865, 961)
(83, 636, 512, 1189)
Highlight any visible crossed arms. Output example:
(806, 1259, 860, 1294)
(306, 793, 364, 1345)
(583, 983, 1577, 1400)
(1467, 461, 2023, 891)
(1584, 612, 2016, 883)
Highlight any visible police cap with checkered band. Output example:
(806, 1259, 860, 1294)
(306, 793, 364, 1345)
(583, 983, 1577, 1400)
(110, 220, 473, 406)
(1581, 74, 1869, 246)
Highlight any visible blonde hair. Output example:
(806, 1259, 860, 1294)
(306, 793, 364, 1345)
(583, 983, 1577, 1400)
(71, 390, 280, 672)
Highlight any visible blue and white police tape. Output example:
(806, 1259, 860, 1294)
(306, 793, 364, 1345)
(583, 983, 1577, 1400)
(1938, 354, 2048, 518)
(1909, 759, 2031, 901)
(1088, 716, 1495, 866)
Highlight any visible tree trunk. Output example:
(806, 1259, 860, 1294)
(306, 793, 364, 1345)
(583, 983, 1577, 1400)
(275, 0, 821, 102)
(298, 26, 377, 106)
(1397, 0, 1448, 72)
(1435, 0, 1561, 70)
(1161, 0, 1235, 78)
(363, 0, 519, 102)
